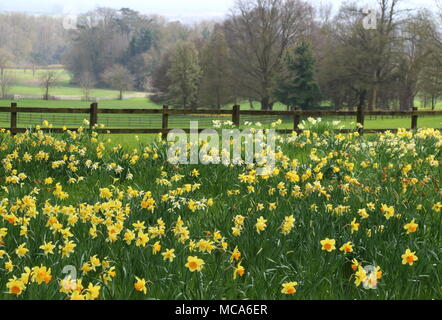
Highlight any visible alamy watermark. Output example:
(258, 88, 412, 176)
(362, 6, 377, 30)
(362, 265, 379, 290)
(62, 6, 100, 30)
(167, 122, 276, 176)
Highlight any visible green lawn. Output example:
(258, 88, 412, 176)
(8, 68, 71, 86)
(414, 99, 442, 110)
(5, 68, 146, 99)
(10, 85, 145, 99)
(0, 98, 158, 109)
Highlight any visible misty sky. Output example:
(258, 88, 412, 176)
(0, 0, 438, 22)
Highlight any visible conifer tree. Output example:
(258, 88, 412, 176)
(275, 41, 322, 110)
(199, 28, 234, 109)
(167, 41, 202, 109)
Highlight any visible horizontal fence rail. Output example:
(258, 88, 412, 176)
(1, 103, 442, 135)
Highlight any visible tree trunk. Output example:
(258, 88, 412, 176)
(260, 96, 273, 110)
(368, 88, 374, 112)
(216, 87, 221, 109)
(358, 90, 367, 110)
(372, 87, 378, 110)
(399, 86, 415, 111)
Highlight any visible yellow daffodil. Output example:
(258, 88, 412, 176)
(401, 249, 418, 266)
(281, 282, 298, 294)
(185, 256, 205, 272)
(320, 238, 336, 252)
(134, 277, 147, 294)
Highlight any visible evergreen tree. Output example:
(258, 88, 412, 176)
(167, 41, 202, 109)
(199, 28, 234, 109)
(128, 28, 155, 58)
(275, 41, 322, 110)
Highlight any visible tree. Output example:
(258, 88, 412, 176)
(419, 66, 442, 110)
(64, 8, 161, 90)
(64, 8, 132, 86)
(274, 41, 321, 110)
(128, 28, 156, 57)
(0, 49, 13, 76)
(78, 72, 96, 101)
(0, 71, 14, 99)
(151, 52, 172, 103)
(224, 0, 312, 110)
(365, 0, 405, 111)
(394, 12, 434, 110)
(0, 13, 66, 69)
(316, 1, 404, 111)
(167, 41, 202, 109)
(419, 45, 442, 110)
(199, 27, 234, 109)
(101, 65, 135, 100)
(40, 70, 59, 100)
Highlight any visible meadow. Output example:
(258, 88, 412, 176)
(5, 68, 145, 100)
(0, 118, 440, 300)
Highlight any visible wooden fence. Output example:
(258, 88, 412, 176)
(1, 103, 442, 135)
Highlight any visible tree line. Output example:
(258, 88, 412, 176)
(0, 0, 441, 110)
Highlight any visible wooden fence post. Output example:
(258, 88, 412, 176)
(232, 105, 240, 128)
(90, 102, 98, 129)
(10, 102, 17, 135)
(293, 107, 300, 132)
(162, 105, 169, 138)
(356, 105, 365, 135)
(411, 107, 418, 131)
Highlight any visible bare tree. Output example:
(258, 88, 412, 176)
(366, 0, 407, 111)
(318, 1, 405, 111)
(395, 14, 433, 110)
(432, 1, 442, 56)
(0, 49, 13, 76)
(224, 0, 312, 110)
(40, 70, 59, 100)
(78, 72, 96, 101)
(0, 71, 15, 99)
(101, 64, 135, 100)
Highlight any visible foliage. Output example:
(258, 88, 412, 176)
(101, 65, 135, 100)
(198, 27, 235, 109)
(167, 41, 202, 109)
(274, 41, 322, 110)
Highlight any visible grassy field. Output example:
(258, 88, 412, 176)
(414, 100, 442, 110)
(6, 68, 145, 99)
(9, 85, 145, 99)
(9, 68, 71, 84)
(0, 120, 440, 300)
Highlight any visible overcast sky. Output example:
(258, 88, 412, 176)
(0, 0, 439, 22)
